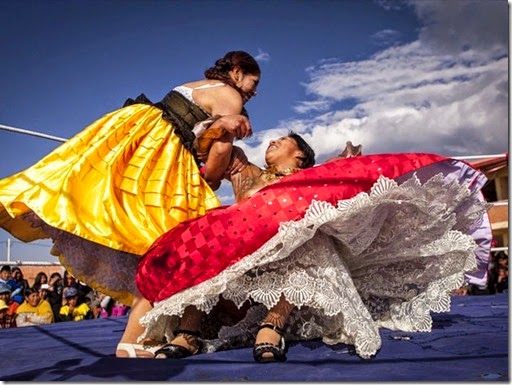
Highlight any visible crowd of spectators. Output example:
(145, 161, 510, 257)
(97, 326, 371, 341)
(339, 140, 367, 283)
(0, 246, 507, 329)
(0, 265, 131, 328)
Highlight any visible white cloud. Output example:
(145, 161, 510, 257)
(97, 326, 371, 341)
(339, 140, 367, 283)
(371, 28, 403, 47)
(374, 0, 408, 11)
(222, 0, 508, 202)
(270, 0, 508, 160)
(254, 49, 271, 63)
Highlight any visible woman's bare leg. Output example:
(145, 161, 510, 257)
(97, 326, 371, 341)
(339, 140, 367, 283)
(115, 291, 155, 358)
(255, 295, 295, 359)
(164, 305, 203, 353)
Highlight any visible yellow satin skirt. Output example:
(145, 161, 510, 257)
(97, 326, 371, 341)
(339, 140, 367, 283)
(0, 104, 221, 304)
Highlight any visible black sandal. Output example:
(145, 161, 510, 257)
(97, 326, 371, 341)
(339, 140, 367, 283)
(253, 324, 287, 363)
(154, 329, 203, 359)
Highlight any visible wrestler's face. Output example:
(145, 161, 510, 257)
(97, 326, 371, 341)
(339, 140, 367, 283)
(232, 67, 260, 104)
(265, 136, 303, 167)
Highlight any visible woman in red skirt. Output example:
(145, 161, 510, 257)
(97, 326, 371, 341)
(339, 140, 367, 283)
(137, 138, 491, 362)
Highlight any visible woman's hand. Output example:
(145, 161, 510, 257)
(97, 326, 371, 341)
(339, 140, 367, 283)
(225, 146, 249, 176)
(211, 114, 252, 139)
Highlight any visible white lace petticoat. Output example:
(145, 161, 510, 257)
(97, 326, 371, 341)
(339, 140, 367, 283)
(139, 172, 490, 359)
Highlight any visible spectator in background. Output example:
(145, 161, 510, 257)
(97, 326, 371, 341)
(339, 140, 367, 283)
(90, 291, 113, 319)
(111, 300, 130, 317)
(32, 271, 48, 291)
(16, 288, 54, 326)
(46, 272, 64, 321)
(0, 299, 16, 328)
(0, 283, 18, 326)
(0, 265, 11, 286)
(38, 283, 50, 302)
(0, 265, 25, 304)
(9, 267, 29, 304)
(63, 270, 76, 288)
(488, 251, 508, 294)
(63, 270, 92, 304)
(495, 266, 508, 293)
(58, 287, 93, 322)
(100, 295, 114, 318)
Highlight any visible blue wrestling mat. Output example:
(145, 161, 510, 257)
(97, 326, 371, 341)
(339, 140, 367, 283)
(0, 293, 508, 382)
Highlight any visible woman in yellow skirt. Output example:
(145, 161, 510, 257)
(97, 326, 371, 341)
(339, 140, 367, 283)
(0, 50, 260, 357)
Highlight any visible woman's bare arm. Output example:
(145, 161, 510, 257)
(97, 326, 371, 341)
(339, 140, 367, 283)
(199, 116, 252, 190)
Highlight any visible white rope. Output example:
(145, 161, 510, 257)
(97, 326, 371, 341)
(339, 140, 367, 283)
(452, 154, 508, 160)
(0, 261, 62, 266)
(0, 123, 508, 263)
(0, 124, 67, 143)
(0, 123, 508, 160)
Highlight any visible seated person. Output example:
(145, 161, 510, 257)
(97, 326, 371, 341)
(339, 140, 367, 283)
(46, 272, 64, 321)
(0, 283, 18, 328)
(58, 287, 93, 322)
(0, 299, 16, 328)
(8, 267, 29, 304)
(16, 288, 54, 326)
(0, 282, 19, 317)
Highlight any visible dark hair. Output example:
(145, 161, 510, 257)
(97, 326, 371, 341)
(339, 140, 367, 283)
(204, 51, 260, 79)
(50, 272, 62, 280)
(1, 265, 10, 273)
(288, 131, 315, 169)
(64, 270, 75, 281)
(24, 288, 37, 297)
(204, 51, 260, 101)
(33, 272, 48, 287)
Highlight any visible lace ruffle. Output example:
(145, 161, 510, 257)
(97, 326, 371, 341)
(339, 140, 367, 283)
(139, 173, 489, 359)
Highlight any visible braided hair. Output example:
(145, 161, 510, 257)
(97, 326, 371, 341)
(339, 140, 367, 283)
(204, 51, 260, 103)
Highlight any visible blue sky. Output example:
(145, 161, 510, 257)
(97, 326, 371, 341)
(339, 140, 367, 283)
(0, 0, 508, 262)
